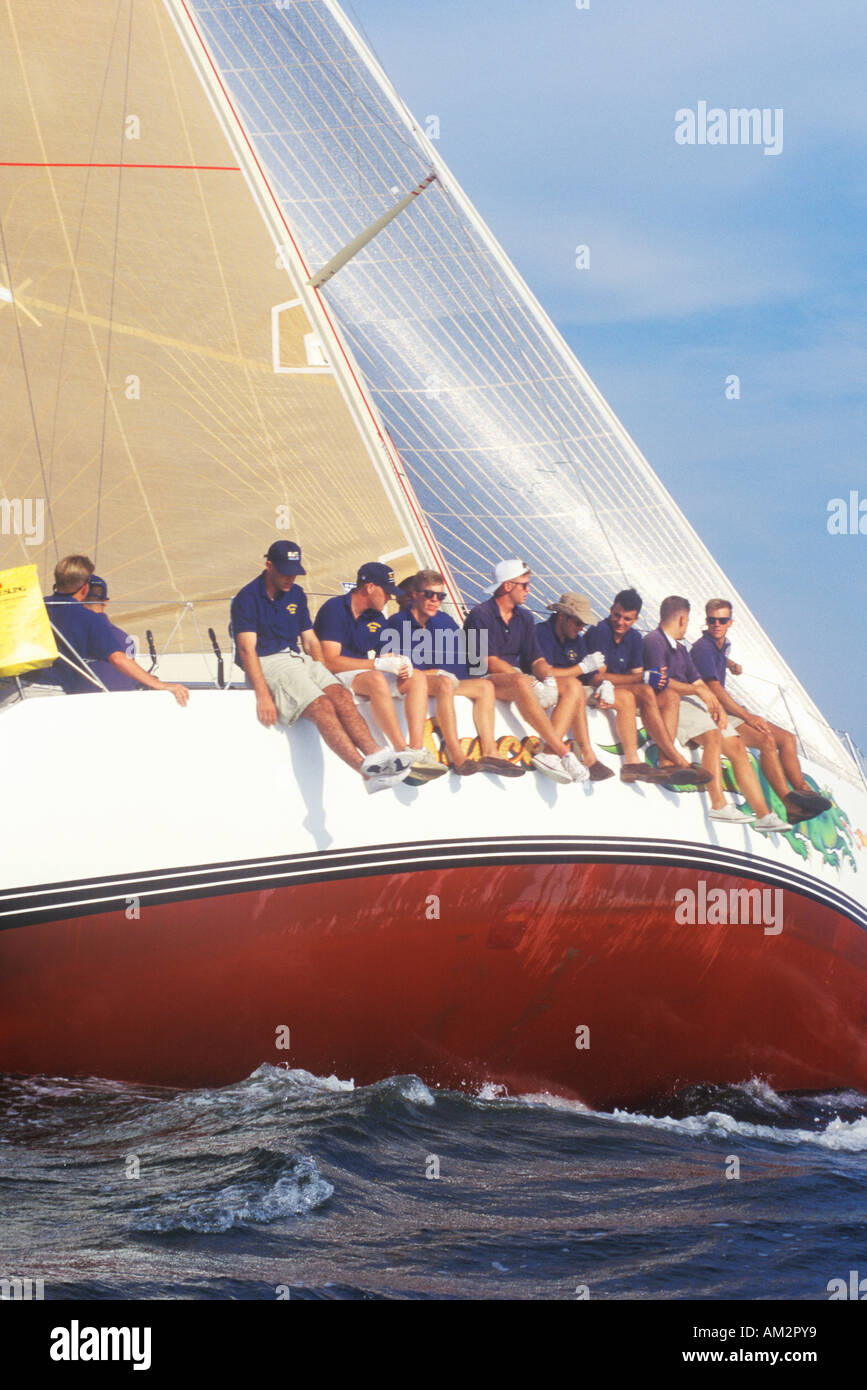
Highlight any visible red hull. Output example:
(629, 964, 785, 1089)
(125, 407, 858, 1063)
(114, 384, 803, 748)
(3, 854, 867, 1108)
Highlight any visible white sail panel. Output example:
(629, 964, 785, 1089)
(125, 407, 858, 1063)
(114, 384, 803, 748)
(0, 0, 419, 649)
(178, 0, 853, 777)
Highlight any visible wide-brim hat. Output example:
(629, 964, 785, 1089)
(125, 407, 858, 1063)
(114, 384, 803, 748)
(547, 592, 594, 624)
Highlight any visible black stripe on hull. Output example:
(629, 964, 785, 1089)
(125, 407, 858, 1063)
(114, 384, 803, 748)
(1, 836, 864, 932)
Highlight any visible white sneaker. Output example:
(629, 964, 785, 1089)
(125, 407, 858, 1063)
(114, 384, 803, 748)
(531, 752, 573, 784)
(364, 764, 412, 794)
(709, 804, 753, 824)
(753, 813, 790, 833)
(406, 747, 448, 780)
(561, 751, 590, 784)
(361, 749, 413, 777)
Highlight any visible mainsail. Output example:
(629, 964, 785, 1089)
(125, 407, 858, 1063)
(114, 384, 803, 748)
(0, 0, 855, 779)
(0, 0, 432, 652)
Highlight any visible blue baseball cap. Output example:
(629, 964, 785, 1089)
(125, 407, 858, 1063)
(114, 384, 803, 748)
(265, 540, 306, 576)
(356, 561, 399, 597)
(86, 574, 110, 602)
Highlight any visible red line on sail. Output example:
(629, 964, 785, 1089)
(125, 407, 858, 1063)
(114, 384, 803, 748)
(177, 0, 460, 607)
(0, 162, 240, 170)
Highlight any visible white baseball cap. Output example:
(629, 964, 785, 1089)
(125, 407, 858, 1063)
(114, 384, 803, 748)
(486, 559, 531, 595)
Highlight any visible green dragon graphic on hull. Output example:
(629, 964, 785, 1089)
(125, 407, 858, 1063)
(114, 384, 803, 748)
(599, 732, 857, 870)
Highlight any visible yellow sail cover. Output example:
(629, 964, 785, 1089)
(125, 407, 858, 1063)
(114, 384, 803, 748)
(0, 565, 57, 676)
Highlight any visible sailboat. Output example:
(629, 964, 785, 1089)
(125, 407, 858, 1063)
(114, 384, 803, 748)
(1, 0, 865, 1109)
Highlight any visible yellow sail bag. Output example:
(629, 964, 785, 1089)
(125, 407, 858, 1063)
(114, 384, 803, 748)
(0, 565, 58, 677)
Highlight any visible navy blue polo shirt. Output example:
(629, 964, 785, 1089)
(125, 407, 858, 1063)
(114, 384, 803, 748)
(464, 597, 543, 675)
(535, 614, 588, 669)
(378, 609, 468, 680)
(89, 618, 139, 692)
(690, 632, 730, 687)
(643, 626, 701, 685)
(231, 573, 312, 657)
(40, 593, 126, 693)
(584, 617, 643, 675)
(314, 592, 385, 661)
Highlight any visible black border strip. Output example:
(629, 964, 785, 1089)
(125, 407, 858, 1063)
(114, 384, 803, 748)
(1, 835, 864, 931)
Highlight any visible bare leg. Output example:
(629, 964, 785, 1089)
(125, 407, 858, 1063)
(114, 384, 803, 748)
(427, 673, 463, 764)
(403, 670, 430, 748)
(613, 687, 640, 763)
(638, 686, 693, 768)
(774, 726, 811, 791)
(349, 670, 409, 751)
(655, 689, 681, 751)
(302, 695, 364, 772)
(553, 677, 600, 766)
(739, 723, 808, 801)
(487, 672, 569, 757)
(691, 728, 725, 807)
(323, 684, 380, 757)
(721, 735, 770, 816)
(464, 677, 498, 756)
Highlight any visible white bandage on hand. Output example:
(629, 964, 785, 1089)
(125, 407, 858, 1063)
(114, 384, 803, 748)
(597, 679, 615, 704)
(533, 676, 559, 710)
(374, 654, 410, 677)
(579, 651, 605, 675)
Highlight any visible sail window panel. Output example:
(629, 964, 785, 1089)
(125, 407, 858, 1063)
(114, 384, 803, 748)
(184, 0, 847, 773)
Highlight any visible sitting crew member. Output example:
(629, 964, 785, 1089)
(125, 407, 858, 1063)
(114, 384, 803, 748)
(315, 561, 444, 781)
(534, 593, 614, 782)
(378, 569, 524, 777)
(582, 588, 711, 786)
(33, 555, 189, 705)
(690, 599, 831, 823)
(643, 597, 789, 831)
(232, 541, 412, 793)
(463, 559, 587, 785)
(81, 574, 142, 692)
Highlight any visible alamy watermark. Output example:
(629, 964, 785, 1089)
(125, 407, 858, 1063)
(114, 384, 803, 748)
(675, 103, 783, 156)
(379, 625, 488, 677)
(1, 1275, 44, 1300)
(674, 881, 783, 935)
(0, 497, 44, 547)
(827, 490, 866, 535)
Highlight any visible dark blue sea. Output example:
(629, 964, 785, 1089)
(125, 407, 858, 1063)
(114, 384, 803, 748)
(1, 1066, 866, 1304)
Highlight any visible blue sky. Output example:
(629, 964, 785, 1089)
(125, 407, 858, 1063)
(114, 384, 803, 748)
(349, 0, 866, 758)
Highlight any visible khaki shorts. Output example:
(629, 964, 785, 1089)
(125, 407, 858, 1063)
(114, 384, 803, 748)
(676, 694, 718, 745)
(333, 668, 405, 699)
(258, 650, 337, 726)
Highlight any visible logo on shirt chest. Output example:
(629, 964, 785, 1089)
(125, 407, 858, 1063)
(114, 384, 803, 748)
(285, 603, 297, 615)
(365, 619, 383, 634)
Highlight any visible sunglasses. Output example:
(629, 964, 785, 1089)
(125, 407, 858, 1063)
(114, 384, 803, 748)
(707, 615, 732, 625)
(419, 589, 446, 601)
(509, 579, 531, 590)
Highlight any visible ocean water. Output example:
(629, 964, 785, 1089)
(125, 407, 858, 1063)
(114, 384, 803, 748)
(1, 1065, 866, 1301)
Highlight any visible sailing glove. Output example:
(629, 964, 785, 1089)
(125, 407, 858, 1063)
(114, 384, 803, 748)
(579, 652, 605, 675)
(374, 655, 411, 677)
(533, 677, 559, 710)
